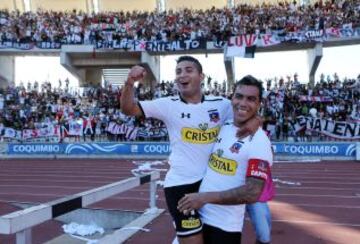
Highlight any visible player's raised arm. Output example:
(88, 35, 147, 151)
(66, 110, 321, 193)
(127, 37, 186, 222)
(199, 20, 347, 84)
(120, 65, 146, 117)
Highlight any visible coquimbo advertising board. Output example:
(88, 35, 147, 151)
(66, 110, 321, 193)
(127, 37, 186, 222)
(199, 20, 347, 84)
(8, 143, 171, 155)
(272, 143, 356, 157)
(7, 142, 357, 158)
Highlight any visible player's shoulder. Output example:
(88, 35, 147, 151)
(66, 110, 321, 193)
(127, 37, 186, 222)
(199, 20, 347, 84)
(218, 120, 235, 135)
(252, 128, 271, 143)
(204, 95, 229, 102)
(153, 96, 180, 102)
(204, 95, 230, 104)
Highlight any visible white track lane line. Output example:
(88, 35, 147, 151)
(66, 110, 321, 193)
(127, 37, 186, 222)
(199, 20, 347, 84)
(270, 219, 360, 227)
(276, 186, 359, 191)
(276, 193, 360, 198)
(270, 202, 360, 209)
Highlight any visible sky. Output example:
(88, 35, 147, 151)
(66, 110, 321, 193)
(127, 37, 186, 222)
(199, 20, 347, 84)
(159, 44, 360, 83)
(15, 44, 360, 88)
(15, 56, 79, 89)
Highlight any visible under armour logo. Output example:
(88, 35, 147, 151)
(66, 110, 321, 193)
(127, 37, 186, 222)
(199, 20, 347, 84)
(181, 113, 191, 118)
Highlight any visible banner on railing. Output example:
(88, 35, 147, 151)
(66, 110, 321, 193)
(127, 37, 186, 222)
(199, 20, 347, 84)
(2, 125, 61, 142)
(68, 120, 84, 136)
(293, 116, 360, 139)
(0, 41, 34, 50)
(99, 38, 207, 52)
(298, 96, 333, 102)
(106, 122, 138, 140)
(22, 124, 60, 139)
(225, 34, 281, 57)
(1, 25, 359, 51)
(36, 41, 62, 49)
(304, 29, 325, 41)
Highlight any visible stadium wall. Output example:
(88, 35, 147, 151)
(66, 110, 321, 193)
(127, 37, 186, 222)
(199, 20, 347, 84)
(0, 1, 17, 11)
(99, 0, 157, 12)
(31, 0, 89, 12)
(0, 142, 358, 161)
(166, 0, 226, 10)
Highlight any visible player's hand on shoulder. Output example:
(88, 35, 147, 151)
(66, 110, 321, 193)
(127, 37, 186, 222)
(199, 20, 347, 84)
(236, 115, 263, 139)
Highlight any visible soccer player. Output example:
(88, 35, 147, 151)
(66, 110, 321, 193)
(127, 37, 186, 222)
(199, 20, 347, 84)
(177, 75, 273, 244)
(120, 56, 261, 244)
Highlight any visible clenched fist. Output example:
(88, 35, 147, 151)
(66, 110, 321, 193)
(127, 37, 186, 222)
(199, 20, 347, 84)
(126, 65, 147, 86)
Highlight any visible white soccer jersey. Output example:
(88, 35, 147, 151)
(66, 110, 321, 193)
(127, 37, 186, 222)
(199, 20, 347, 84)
(140, 95, 232, 187)
(199, 123, 273, 232)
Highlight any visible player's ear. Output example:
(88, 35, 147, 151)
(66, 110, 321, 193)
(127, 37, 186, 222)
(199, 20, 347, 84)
(200, 73, 205, 82)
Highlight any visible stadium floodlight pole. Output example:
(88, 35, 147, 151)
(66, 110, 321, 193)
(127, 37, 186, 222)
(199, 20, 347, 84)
(93, 0, 99, 13)
(227, 0, 234, 8)
(157, 0, 166, 12)
(302, 0, 311, 6)
(23, 0, 31, 12)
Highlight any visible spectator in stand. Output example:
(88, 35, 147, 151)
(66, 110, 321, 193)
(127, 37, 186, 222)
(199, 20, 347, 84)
(0, 70, 359, 143)
(1, 1, 360, 45)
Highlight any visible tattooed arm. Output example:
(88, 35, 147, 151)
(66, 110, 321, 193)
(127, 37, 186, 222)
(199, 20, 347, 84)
(217, 177, 264, 205)
(177, 177, 264, 212)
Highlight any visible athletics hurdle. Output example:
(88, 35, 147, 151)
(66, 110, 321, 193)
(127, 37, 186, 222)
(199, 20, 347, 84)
(0, 171, 160, 244)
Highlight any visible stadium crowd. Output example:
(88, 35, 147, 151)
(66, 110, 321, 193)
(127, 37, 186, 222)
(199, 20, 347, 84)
(0, 0, 360, 44)
(261, 73, 360, 141)
(0, 73, 359, 143)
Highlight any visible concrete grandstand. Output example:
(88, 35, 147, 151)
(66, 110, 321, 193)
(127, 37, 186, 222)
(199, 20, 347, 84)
(1, 0, 359, 90)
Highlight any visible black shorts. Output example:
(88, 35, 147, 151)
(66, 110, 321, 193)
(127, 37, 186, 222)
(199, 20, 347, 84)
(164, 180, 202, 237)
(203, 223, 242, 244)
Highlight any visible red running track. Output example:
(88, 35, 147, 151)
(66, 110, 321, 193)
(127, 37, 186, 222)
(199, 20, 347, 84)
(0, 159, 359, 244)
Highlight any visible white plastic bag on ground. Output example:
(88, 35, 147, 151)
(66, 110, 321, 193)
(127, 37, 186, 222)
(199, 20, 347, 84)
(62, 222, 104, 236)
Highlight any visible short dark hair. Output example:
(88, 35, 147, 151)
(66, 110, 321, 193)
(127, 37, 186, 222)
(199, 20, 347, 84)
(176, 56, 203, 73)
(234, 75, 263, 100)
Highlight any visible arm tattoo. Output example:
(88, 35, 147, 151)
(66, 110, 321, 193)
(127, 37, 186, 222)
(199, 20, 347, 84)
(218, 177, 264, 205)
